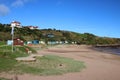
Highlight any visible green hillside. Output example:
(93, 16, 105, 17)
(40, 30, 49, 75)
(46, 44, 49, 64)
(0, 23, 120, 45)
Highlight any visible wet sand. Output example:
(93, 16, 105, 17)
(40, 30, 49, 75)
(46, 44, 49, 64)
(1, 45, 120, 80)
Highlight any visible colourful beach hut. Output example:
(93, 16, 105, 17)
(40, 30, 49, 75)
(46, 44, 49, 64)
(32, 40, 39, 44)
(27, 41, 32, 44)
(7, 40, 13, 45)
(13, 38, 24, 46)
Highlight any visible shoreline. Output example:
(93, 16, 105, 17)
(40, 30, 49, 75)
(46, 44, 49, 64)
(91, 45, 120, 56)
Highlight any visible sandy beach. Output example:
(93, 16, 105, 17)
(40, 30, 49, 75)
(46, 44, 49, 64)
(1, 45, 120, 80)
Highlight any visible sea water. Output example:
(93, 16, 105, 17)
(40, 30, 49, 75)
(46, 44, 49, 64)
(94, 47, 120, 55)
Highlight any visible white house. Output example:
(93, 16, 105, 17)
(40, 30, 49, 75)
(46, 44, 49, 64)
(11, 21, 22, 28)
(28, 26, 38, 29)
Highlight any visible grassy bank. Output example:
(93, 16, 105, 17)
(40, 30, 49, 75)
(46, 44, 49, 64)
(0, 45, 36, 72)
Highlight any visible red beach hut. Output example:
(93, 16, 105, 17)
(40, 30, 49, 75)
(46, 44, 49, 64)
(13, 38, 24, 46)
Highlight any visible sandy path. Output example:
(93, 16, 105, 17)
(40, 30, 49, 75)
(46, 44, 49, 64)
(1, 45, 120, 80)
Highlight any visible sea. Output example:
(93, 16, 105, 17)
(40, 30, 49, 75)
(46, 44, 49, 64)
(94, 47, 120, 55)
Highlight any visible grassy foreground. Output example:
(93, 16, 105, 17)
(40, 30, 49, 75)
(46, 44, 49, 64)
(0, 45, 85, 76)
(18, 55, 85, 75)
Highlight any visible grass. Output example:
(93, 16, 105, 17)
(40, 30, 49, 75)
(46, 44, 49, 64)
(0, 45, 36, 57)
(15, 55, 85, 75)
(0, 41, 6, 46)
(0, 45, 85, 76)
(0, 78, 11, 80)
(0, 45, 36, 72)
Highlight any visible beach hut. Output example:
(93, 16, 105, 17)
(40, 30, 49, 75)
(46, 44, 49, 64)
(13, 38, 24, 46)
(7, 40, 13, 45)
(32, 40, 39, 44)
(59, 41, 63, 44)
(27, 41, 32, 44)
(48, 41, 57, 45)
(24, 41, 27, 45)
(65, 41, 68, 44)
(39, 41, 45, 44)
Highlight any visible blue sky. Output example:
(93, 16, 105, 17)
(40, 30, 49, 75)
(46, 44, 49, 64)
(0, 0, 120, 38)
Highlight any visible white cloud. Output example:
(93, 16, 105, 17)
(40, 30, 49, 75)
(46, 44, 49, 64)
(11, 0, 33, 7)
(12, 0, 24, 7)
(0, 0, 34, 16)
(0, 4, 10, 16)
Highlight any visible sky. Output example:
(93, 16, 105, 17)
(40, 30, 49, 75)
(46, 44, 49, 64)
(0, 0, 120, 38)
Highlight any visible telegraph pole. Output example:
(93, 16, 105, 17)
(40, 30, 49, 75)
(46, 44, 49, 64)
(12, 30, 14, 52)
(11, 24, 14, 53)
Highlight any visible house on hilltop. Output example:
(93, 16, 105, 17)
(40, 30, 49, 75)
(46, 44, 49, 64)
(11, 21, 22, 28)
(28, 26, 39, 29)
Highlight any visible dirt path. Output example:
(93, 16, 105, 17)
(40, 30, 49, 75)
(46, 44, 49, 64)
(1, 45, 120, 80)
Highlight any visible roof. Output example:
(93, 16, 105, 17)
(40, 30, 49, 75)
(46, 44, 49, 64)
(11, 21, 21, 24)
(28, 26, 38, 28)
